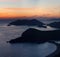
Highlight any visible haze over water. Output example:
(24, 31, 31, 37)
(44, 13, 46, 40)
(0, 20, 58, 57)
(0, 0, 60, 57)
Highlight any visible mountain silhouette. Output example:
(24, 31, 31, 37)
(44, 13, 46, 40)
(8, 28, 60, 43)
(8, 19, 45, 27)
(48, 22, 60, 29)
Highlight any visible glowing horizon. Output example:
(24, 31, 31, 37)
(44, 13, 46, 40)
(0, 0, 60, 18)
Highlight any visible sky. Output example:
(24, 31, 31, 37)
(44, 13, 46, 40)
(0, 0, 60, 18)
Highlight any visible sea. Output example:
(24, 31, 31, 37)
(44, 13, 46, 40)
(0, 19, 59, 57)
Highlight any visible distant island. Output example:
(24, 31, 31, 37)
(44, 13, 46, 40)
(8, 28, 60, 43)
(8, 19, 45, 27)
(48, 22, 60, 29)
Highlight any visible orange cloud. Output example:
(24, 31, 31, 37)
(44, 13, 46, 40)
(0, 8, 60, 18)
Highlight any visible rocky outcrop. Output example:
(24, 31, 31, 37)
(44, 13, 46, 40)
(8, 28, 60, 43)
(8, 19, 45, 27)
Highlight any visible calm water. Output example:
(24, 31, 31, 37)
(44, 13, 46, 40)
(0, 20, 58, 57)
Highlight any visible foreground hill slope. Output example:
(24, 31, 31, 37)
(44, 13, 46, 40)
(8, 28, 60, 43)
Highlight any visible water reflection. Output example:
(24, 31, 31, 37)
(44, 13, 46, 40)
(9, 42, 57, 57)
(0, 26, 57, 57)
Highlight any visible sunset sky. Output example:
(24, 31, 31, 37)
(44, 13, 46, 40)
(0, 0, 60, 18)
